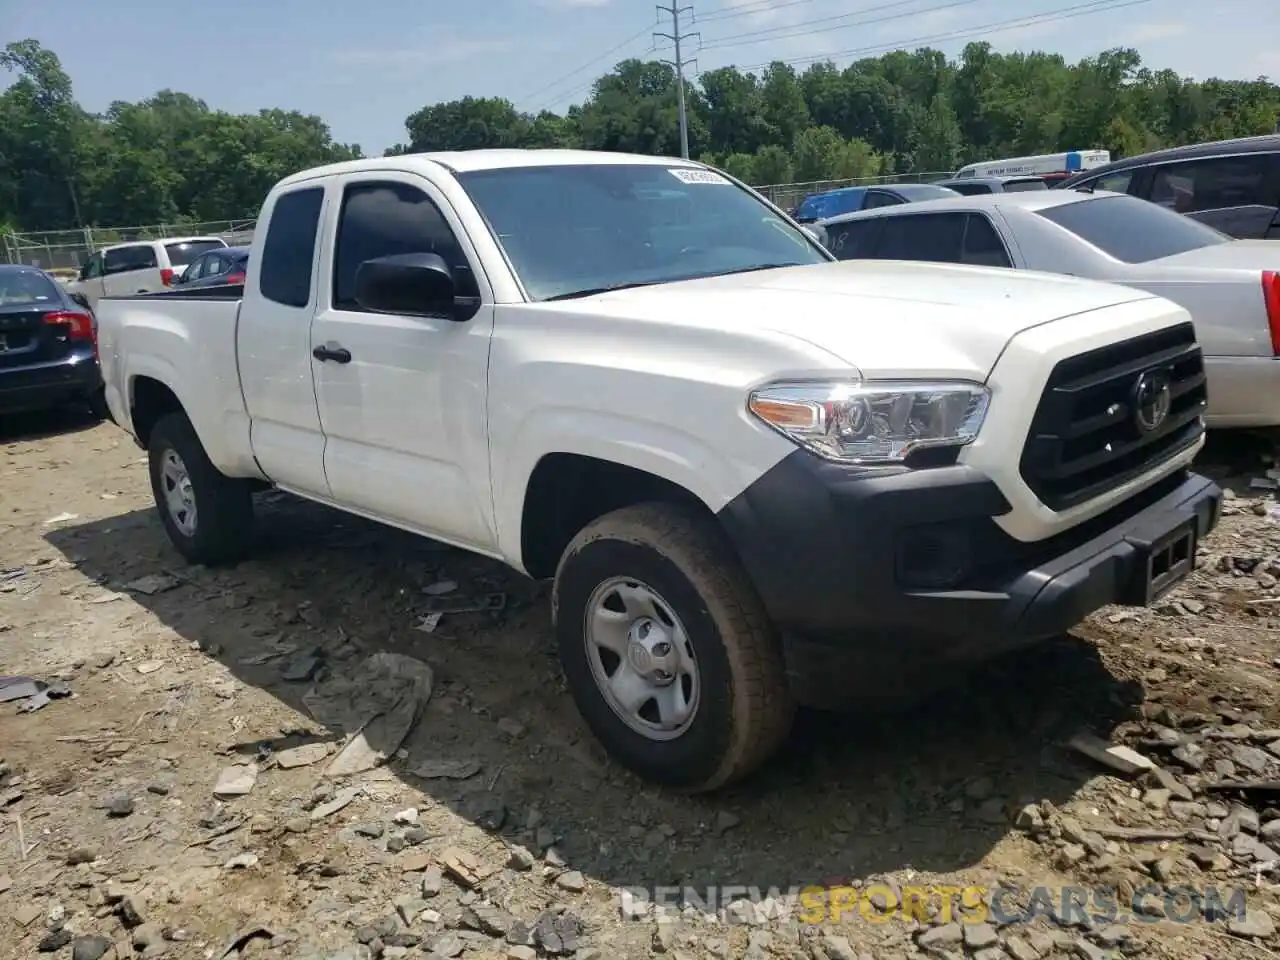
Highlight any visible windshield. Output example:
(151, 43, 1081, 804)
(165, 240, 226, 266)
(1001, 179, 1047, 192)
(1036, 194, 1230, 263)
(456, 163, 830, 301)
(0, 268, 60, 307)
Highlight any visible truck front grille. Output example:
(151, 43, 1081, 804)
(1019, 322, 1207, 511)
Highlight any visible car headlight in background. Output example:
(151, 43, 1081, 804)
(747, 381, 990, 464)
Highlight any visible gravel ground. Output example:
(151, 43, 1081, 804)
(2, 410, 1280, 960)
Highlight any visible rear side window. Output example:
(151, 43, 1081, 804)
(824, 219, 883, 259)
(1149, 154, 1273, 213)
(960, 214, 1012, 268)
(103, 245, 158, 274)
(1036, 194, 1229, 263)
(1091, 171, 1134, 194)
(165, 240, 225, 266)
(862, 191, 905, 210)
(259, 187, 324, 308)
(875, 212, 967, 260)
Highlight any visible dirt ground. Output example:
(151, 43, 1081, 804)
(3, 409, 1280, 960)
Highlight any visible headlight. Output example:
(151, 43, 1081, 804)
(747, 381, 990, 464)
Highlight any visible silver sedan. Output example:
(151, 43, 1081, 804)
(815, 190, 1280, 428)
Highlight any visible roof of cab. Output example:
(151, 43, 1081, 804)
(275, 149, 704, 188)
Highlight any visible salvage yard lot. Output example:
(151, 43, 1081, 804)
(2, 412, 1280, 960)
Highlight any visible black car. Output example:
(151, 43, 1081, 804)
(1055, 134, 1280, 239)
(0, 264, 108, 419)
(173, 245, 249, 289)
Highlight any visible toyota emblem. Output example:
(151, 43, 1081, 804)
(1132, 368, 1173, 434)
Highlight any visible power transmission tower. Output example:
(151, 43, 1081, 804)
(655, 1, 699, 159)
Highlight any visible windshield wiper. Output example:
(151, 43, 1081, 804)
(710, 262, 807, 276)
(543, 263, 807, 301)
(544, 280, 664, 301)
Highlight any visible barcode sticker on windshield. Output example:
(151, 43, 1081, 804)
(669, 168, 730, 185)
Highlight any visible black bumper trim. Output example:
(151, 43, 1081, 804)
(0, 352, 102, 415)
(715, 450, 1221, 709)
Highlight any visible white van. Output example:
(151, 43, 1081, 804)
(952, 150, 1111, 182)
(66, 236, 229, 311)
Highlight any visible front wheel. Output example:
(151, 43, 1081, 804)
(147, 411, 254, 565)
(553, 502, 794, 792)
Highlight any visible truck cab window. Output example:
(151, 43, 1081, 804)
(258, 186, 324, 308)
(332, 181, 478, 311)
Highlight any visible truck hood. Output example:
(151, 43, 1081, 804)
(554, 260, 1157, 380)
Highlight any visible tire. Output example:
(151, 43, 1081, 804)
(147, 411, 254, 565)
(552, 501, 794, 792)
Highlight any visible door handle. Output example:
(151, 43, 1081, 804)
(312, 343, 352, 364)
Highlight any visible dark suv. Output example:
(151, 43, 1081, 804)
(1055, 134, 1280, 239)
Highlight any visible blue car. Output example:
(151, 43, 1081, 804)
(792, 183, 961, 222)
(0, 263, 107, 419)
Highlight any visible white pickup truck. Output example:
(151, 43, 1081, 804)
(96, 149, 1223, 792)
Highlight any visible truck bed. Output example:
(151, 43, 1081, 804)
(95, 288, 262, 480)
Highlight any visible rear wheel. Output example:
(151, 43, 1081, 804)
(553, 502, 794, 792)
(147, 411, 254, 565)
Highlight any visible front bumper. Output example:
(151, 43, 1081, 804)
(716, 451, 1222, 709)
(0, 349, 102, 415)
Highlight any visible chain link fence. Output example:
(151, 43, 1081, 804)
(0, 219, 257, 272)
(754, 171, 954, 211)
(2, 172, 954, 270)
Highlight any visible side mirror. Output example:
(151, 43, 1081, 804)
(69, 292, 91, 311)
(171, 271, 186, 284)
(354, 252, 469, 320)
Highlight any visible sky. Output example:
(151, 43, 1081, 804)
(3, 0, 1278, 155)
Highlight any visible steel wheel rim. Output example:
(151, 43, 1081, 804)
(160, 448, 197, 536)
(583, 576, 700, 741)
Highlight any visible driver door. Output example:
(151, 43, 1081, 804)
(309, 172, 499, 552)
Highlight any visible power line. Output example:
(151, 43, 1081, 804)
(735, 0, 1158, 70)
(656, 1, 701, 158)
(536, 45, 658, 112)
(693, 0, 821, 24)
(534, 0, 1155, 113)
(523, 24, 656, 113)
(702, 0, 967, 49)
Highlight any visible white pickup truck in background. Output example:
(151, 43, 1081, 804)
(67, 236, 230, 312)
(95, 150, 1223, 792)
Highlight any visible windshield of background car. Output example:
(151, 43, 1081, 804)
(1035, 194, 1231, 263)
(456, 163, 830, 301)
(0, 268, 61, 306)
